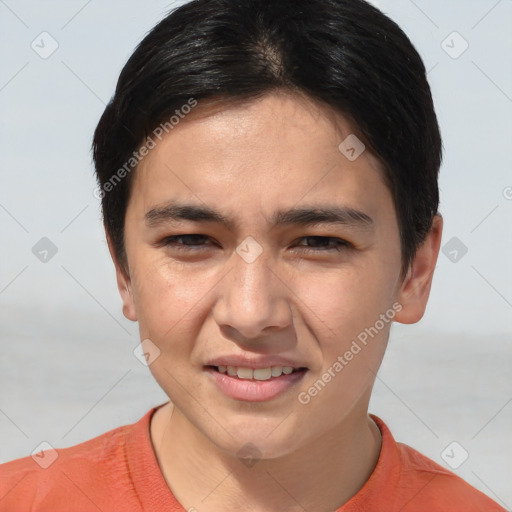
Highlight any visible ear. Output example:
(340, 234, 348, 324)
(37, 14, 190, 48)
(106, 233, 138, 322)
(394, 214, 443, 324)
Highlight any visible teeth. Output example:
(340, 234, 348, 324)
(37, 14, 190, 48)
(216, 365, 298, 380)
(253, 368, 272, 380)
(271, 366, 282, 377)
(237, 367, 253, 379)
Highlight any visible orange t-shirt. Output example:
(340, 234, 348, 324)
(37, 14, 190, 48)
(0, 404, 506, 511)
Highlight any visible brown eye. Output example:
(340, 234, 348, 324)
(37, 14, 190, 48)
(295, 236, 351, 253)
(161, 234, 212, 250)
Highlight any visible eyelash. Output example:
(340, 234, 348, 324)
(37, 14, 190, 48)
(160, 234, 351, 253)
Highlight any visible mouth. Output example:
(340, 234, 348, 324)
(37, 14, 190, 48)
(204, 365, 308, 402)
(207, 365, 307, 380)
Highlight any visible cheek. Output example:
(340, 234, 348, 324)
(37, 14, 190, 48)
(294, 267, 394, 419)
(130, 254, 213, 344)
(130, 257, 215, 399)
(293, 261, 396, 348)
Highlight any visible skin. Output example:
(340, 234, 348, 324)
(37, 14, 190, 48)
(108, 90, 443, 512)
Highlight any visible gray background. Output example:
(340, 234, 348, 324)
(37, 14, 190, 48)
(0, 0, 511, 507)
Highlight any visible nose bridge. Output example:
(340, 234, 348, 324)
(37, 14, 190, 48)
(233, 245, 272, 305)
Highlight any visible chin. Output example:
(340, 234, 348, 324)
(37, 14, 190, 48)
(207, 413, 309, 462)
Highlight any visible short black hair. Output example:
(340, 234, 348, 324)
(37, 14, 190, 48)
(93, 0, 442, 281)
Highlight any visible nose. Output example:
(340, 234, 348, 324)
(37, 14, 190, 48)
(213, 247, 293, 343)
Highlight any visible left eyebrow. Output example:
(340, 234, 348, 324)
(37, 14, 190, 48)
(144, 201, 375, 232)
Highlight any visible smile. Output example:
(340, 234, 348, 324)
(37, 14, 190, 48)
(214, 365, 301, 380)
(205, 365, 308, 401)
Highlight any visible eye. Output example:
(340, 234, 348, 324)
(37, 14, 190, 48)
(160, 234, 213, 250)
(158, 234, 351, 254)
(294, 236, 351, 253)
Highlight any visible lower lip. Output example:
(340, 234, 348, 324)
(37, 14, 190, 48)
(205, 367, 307, 402)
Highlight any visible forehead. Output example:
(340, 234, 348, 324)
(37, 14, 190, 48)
(128, 91, 391, 225)
(150, 91, 369, 154)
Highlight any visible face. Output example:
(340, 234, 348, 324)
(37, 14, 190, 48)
(112, 91, 441, 459)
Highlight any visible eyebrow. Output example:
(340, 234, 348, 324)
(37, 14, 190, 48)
(144, 201, 374, 232)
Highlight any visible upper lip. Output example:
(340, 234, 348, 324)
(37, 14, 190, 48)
(205, 355, 307, 369)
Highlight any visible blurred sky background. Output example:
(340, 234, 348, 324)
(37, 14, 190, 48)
(0, 0, 511, 507)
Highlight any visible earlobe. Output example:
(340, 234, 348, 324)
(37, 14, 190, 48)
(106, 233, 138, 322)
(394, 214, 443, 325)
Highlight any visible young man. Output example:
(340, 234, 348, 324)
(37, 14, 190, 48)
(0, 0, 506, 510)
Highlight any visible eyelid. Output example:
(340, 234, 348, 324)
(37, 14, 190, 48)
(159, 234, 213, 248)
(159, 234, 352, 253)
(294, 236, 352, 252)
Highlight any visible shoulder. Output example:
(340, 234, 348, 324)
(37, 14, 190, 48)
(361, 415, 508, 511)
(398, 441, 502, 502)
(0, 410, 153, 511)
(371, 416, 507, 511)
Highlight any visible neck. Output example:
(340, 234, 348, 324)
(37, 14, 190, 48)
(150, 401, 382, 512)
